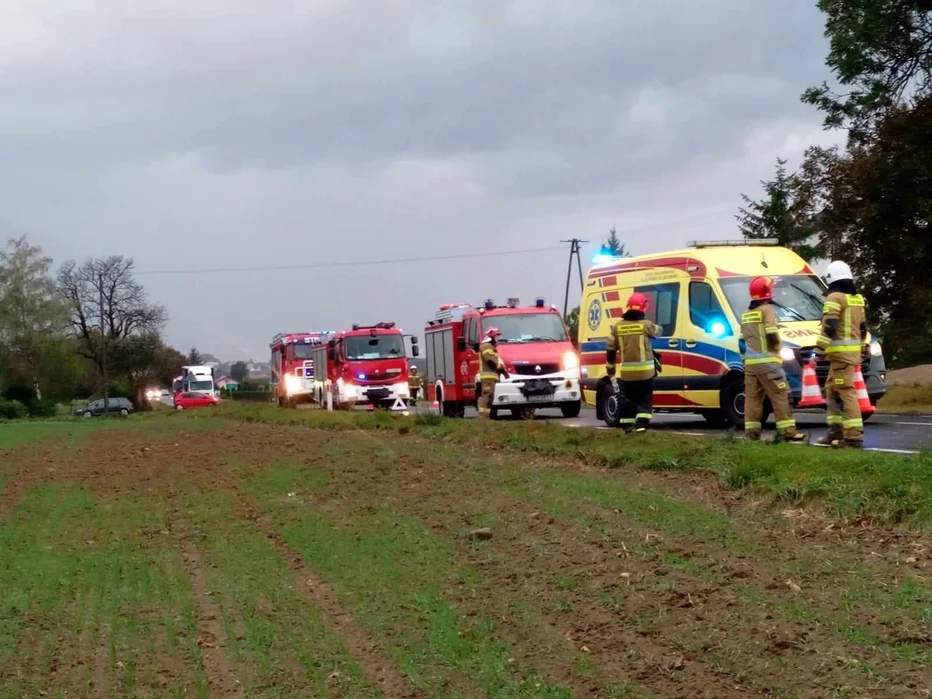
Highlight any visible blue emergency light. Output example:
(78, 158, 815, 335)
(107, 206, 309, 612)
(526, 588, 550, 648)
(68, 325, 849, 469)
(535, 297, 545, 307)
(484, 299, 495, 310)
(707, 320, 728, 338)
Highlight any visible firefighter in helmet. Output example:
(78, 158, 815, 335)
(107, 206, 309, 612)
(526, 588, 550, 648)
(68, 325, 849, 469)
(739, 276, 808, 443)
(478, 327, 508, 418)
(408, 365, 423, 406)
(816, 261, 869, 448)
(605, 292, 661, 432)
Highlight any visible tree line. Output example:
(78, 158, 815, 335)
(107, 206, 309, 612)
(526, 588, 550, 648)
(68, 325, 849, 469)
(0, 236, 186, 413)
(738, 0, 932, 368)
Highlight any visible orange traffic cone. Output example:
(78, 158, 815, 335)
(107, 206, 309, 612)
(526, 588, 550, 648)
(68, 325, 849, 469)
(797, 358, 826, 408)
(854, 366, 874, 416)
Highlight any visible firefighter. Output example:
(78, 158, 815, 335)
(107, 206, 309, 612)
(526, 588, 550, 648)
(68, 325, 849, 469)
(605, 292, 661, 432)
(478, 327, 508, 418)
(816, 261, 869, 448)
(739, 276, 807, 443)
(408, 365, 423, 405)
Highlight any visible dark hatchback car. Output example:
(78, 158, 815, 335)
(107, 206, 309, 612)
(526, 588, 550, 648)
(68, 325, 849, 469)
(73, 397, 134, 417)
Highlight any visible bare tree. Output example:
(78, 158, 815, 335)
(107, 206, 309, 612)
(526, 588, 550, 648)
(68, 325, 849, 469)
(56, 256, 166, 375)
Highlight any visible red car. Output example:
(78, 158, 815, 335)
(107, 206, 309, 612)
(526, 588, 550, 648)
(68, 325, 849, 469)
(174, 391, 220, 410)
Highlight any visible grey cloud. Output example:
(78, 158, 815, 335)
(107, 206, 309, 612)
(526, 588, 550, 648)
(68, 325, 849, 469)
(0, 0, 838, 359)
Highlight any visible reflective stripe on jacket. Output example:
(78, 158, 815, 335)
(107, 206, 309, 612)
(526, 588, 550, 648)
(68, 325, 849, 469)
(817, 292, 866, 365)
(606, 319, 660, 382)
(740, 304, 782, 375)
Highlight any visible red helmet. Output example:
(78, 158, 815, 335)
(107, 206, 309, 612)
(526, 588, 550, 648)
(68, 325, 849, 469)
(626, 292, 649, 313)
(749, 276, 774, 301)
(484, 327, 501, 339)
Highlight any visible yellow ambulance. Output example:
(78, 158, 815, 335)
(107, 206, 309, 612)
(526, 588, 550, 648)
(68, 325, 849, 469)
(579, 240, 887, 427)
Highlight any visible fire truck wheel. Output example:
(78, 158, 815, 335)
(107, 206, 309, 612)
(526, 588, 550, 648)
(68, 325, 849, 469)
(560, 401, 582, 418)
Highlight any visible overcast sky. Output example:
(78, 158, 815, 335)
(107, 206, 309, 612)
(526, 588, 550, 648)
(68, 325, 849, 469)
(1, 0, 842, 361)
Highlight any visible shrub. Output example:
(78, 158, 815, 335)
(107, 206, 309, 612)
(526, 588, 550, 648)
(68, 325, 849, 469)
(27, 399, 58, 418)
(0, 400, 29, 420)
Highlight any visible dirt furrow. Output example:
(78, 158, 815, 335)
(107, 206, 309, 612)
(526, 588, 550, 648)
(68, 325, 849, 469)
(230, 489, 429, 699)
(167, 515, 246, 698)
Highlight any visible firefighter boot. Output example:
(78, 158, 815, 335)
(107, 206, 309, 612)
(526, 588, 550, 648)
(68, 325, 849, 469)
(772, 432, 808, 445)
(816, 432, 845, 448)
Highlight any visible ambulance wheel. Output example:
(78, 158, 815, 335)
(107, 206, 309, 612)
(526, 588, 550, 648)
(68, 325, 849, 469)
(600, 387, 621, 428)
(721, 379, 745, 429)
(560, 401, 582, 418)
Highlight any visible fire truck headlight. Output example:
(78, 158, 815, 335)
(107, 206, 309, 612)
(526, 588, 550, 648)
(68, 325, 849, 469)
(284, 374, 302, 395)
(393, 382, 410, 397)
(562, 351, 579, 371)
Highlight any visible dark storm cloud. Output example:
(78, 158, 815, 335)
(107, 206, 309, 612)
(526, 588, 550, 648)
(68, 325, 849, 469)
(3, 0, 825, 190)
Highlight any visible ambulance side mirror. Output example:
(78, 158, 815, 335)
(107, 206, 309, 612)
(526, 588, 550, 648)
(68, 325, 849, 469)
(457, 337, 467, 352)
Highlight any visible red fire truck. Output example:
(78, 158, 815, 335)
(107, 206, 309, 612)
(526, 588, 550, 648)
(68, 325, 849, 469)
(310, 322, 418, 409)
(271, 332, 327, 407)
(424, 298, 581, 418)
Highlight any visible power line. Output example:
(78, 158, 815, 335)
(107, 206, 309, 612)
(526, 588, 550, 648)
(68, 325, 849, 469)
(136, 246, 565, 276)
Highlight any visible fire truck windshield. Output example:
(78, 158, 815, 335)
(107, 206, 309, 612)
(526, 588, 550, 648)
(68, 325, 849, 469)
(345, 335, 405, 360)
(484, 313, 568, 343)
(292, 344, 316, 359)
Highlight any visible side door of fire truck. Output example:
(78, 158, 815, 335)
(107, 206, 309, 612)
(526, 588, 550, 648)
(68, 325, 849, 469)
(463, 315, 480, 401)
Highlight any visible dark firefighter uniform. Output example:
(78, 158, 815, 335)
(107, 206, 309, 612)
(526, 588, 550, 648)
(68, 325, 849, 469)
(478, 335, 507, 418)
(605, 316, 661, 431)
(817, 291, 868, 446)
(408, 369, 423, 404)
(740, 303, 805, 442)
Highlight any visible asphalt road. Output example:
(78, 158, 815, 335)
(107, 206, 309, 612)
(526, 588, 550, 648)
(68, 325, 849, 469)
(410, 403, 931, 454)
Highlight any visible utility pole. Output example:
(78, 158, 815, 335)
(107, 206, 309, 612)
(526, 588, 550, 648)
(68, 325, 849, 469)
(560, 238, 588, 318)
(99, 273, 109, 417)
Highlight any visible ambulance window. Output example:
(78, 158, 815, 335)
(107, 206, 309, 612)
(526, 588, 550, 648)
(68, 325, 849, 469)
(635, 283, 679, 336)
(689, 282, 731, 336)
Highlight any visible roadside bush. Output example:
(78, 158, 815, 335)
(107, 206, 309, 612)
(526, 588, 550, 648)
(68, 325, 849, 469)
(227, 391, 272, 403)
(0, 399, 28, 420)
(27, 398, 58, 418)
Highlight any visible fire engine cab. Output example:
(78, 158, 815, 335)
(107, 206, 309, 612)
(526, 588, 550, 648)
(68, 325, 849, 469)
(271, 332, 327, 407)
(311, 322, 418, 409)
(424, 298, 581, 418)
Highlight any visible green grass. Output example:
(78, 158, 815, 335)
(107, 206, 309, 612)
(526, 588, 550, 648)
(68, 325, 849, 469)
(0, 485, 205, 698)
(248, 463, 577, 699)
(217, 403, 932, 527)
(182, 490, 382, 698)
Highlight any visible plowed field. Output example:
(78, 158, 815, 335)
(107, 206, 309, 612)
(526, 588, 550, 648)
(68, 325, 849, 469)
(1, 415, 931, 698)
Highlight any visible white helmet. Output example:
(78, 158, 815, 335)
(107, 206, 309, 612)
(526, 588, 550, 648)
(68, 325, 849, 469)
(823, 260, 854, 285)
(410, 364, 418, 371)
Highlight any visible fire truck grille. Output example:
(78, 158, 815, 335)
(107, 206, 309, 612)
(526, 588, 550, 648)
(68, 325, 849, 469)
(512, 363, 560, 376)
